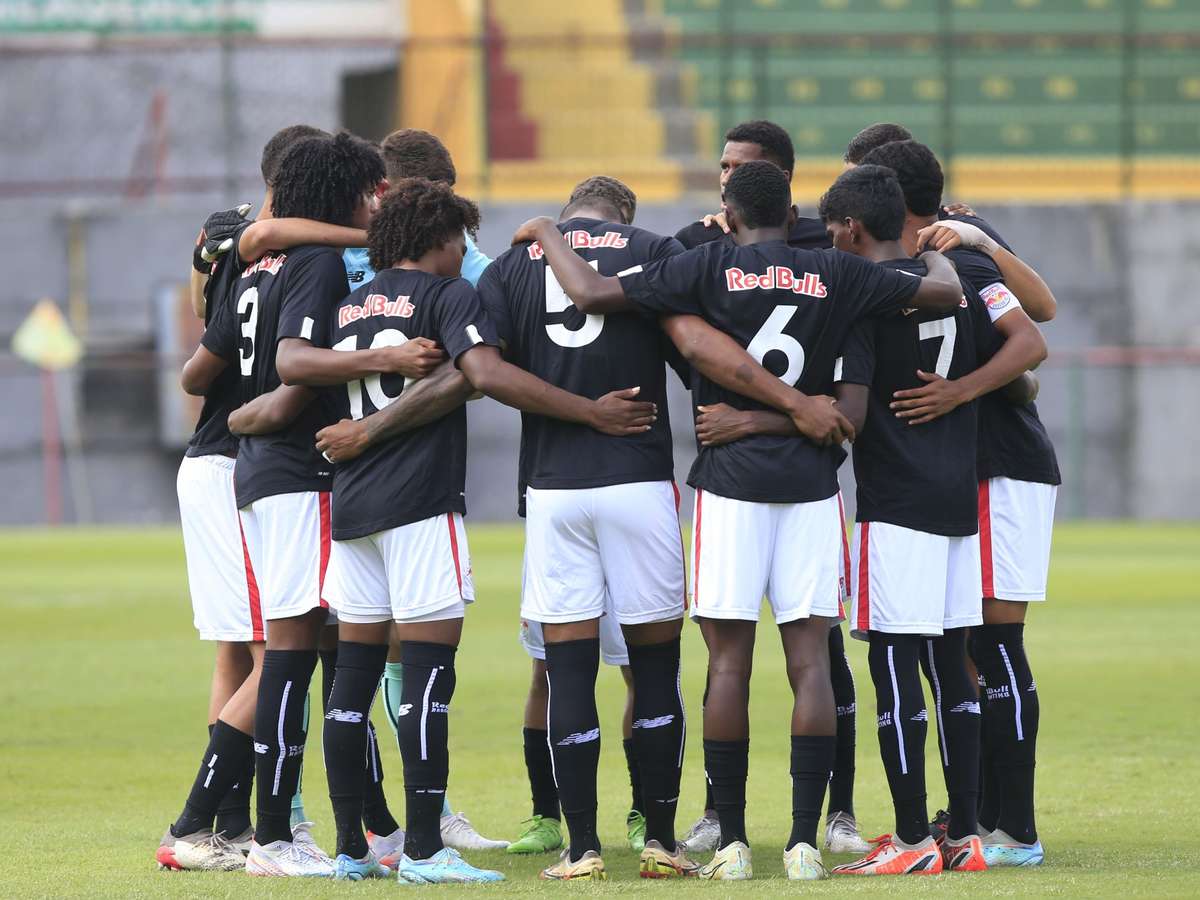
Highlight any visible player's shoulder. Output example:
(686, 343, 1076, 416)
(673, 218, 726, 250)
(945, 212, 1014, 254)
(789, 215, 833, 250)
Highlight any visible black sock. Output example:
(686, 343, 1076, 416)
(703, 739, 749, 848)
(545, 639, 601, 862)
(172, 720, 254, 837)
(319, 647, 338, 713)
(397, 641, 456, 860)
(920, 630, 982, 841)
(701, 672, 716, 814)
(362, 720, 400, 837)
(867, 634, 928, 845)
(827, 625, 857, 818)
(789, 735, 836, 850)
(974, 623, 1039, 844)
(523, 727, 560, 820)
(323, 641, 388, 859)
(215, 722, 255, 838)
(254, 649, 319, 845)
(622, 738, 642, 815)
(628, 638, 685, 851)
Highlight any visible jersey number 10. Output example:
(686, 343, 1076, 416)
(331, 330, 416, 420)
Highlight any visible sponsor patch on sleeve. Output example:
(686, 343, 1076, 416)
(979, 281, 1018, 322)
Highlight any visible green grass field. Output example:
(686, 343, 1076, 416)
(2, 522, 1198, 898)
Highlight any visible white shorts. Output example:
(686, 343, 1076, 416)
(520, 481, 686, 626)
(521, 614, 629, 667)
(690, 489, 842, 624)
(848, 521, 983, 639)
(324, 512, 475, 624)
(979, 477, 1057, 602)
(177, 455, 264, 642)
(238, 491, 333, 622)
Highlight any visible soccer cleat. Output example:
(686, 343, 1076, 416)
(333, 851, 391, 881)
(832, 834, 943, 876)
(928, 808, 951, 842)
(679, 813, 720, 855)
(626, 810, 647, 852)
(394, 847, 505, 883)
(440, 811, 509, 850)
(507, 815, 563, 855)
(639, 839, 700, 878)
(156, 826, 245, 871)
(824, 811, 871, 854)
(940, 834, 988, 872)
(245, 840, 336, 877)
(367, 827, 406, 869)
(784, 841, 830, 880)
(290, 821, 331, 863)
(540, 848, 608, 881)
(981, 829, 1044, 868)
(697, 841, 752, 881)
(225, 826, 254, 856)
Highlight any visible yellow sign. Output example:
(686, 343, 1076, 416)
(11, 299, 82, 370)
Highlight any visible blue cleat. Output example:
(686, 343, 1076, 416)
(334, 851, 391, 881)
(394, 847, 505, 884)
(981, 829, 1044, 867)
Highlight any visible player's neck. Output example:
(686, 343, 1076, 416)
(901, 212, 937, 256)
(256, 190, 273, 222)
(732, 225, 789, 246)
(394, 259, 441, 275)
(859, 239, 909, 263)
(560, 205, 614, 225)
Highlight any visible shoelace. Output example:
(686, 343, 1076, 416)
(830, 816, 859, 836)
(860, 834, 896, 861)
(196, 832, 236, 854)
(443, 813, 473, 834)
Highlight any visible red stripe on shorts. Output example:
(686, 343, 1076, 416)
(979, 480, 995, 598)
(239, 514, 264, 641)
(672, 482, 688, 610)
(447, 513, 464, 599)
(317, 492, 331, 608)
(856, 522, 871, 631)
(692, 490, 704, 610)
(837, 492, 851, 591)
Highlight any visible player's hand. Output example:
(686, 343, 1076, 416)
(381, 337, 446, 379)
(701, 211, 730, 234)
(316, 418, 370, 463)
(589, 386, 657, 436)
(788, 394, 855, 446)
(193, 203, 252, 273)
(917, 219, 998, 256)
(890, 370, 969, 425)
(942, 201, 978, 218)
(695, 403, 751, 447)
(512, 216, 557, 246)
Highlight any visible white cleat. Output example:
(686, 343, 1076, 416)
(679, 814, 721, 856)
(245, 839, 336, 877)
(225, 826, 254, 856)
(367, 826, 406, 869)
(440, 812, 509, 851)
(289, 820, 332, 863)
(156, 826, 245, 871)
(784, 841, 830, 880)
(824, 811, 871, 854)
(697, 840, 752, 881)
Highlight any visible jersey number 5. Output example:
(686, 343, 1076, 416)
(747, 305, 806, 385)
(545, 261, 604, 348)
(331, 329, 415, 420)
(917, 317, 958, 378)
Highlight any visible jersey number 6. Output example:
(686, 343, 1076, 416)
(331, 329, 416, 420)
(747, 305, 806, 385)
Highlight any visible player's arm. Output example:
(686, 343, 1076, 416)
(188, 269, 209, 319)
(314, 360, 477, 463)
(510, 217, 633, 314)
(1000, 371, 1039, 405)
(276, 336, 446, 386)
(189, 204, 252, 317)
(237, 219, 369, 264)
(180, 346, 228, 396)
(918, 220, 1056, 322)
(832, 382, 869, 434)
(694, 404, 795, 447)
(909, 251, 964, 312)
(228, 385, 315, 435)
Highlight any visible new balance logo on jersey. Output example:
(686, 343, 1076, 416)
(632, 715, 675, 730)
(325, 708, 364, 723)
(338, 293, 415, 327)
(526, 230, 628, 259)
(241, 253, 286, 278)
(949, 700, 981, 715)
(987, 685, 1012, 702)
(556, 727, 601, 747)
(724, 266, 827, 298)
(395, 703, 414, 717)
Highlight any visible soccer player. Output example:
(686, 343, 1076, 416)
(809, 164, 1046, 876)
(862, 140, 1060, 867)
(475, 175, 696, 880)
(842, 122, 912, 168)
(515, 160, 964, 881)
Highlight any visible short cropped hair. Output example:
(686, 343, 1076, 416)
(859, 139, 944, 217)
(270, 131, 385, 226)
(843, 122, 913, 165)
(260, 124, 330, 187)
(380, 129, 457, 186)
(817, 164, 907, 241)
(368, 177, 480, 272)
(561, 175, 638, 224)
(722, 160, 791, 230)
(725, 120, 795, 176)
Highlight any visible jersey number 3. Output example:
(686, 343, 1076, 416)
(331, 330, 415, 420)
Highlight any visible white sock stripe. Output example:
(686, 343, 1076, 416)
(272, 680, 293, 797)
(675, 660, 686, 770)
(925, 640, 949, 767)
(887, 645, 907, 775)
(997, 643, 1024, 742)
(419, 667, 439, 762)
(545, 669, 559, 789)
(365, 682, 382, 782)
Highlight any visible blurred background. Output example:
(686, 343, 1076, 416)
(2, 0, 1198, 526)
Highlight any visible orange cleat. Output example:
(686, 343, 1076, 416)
(832, 834, 944, 876)
(939, 833, 988, 872)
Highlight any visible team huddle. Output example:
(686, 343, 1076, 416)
(161, 117, 1060, 883)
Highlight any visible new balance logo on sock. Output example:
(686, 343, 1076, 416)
(1028, 680, 1037, 691)
(254, 742, 269, 754)
(556, 728, 600, 746)
(987, 685, 1012, 702)
(632, 714, 675, 729)
(396, 704, 413, 717)
(911, 709, 929, 722)
(949, 700, 981, 715)
(325, 708, 363, 723)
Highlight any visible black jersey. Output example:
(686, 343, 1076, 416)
(186, 226, 251, 459)
(319, 268, 499, 540)
(478, 218, 685, 508)
(202, 245, 346, 507)
(674, 209, 830, 251)
(838, 258, 1000, 536)
(620, 240, 921, 503)
(942, 215, 1062, 486)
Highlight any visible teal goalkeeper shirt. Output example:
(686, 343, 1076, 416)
(342, 231, 492, 289)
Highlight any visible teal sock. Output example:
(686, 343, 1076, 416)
(383, 661, 453, 818)
(289, 692, 311, 828)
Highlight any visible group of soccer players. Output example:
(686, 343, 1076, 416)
(159, 115, 1059, 883)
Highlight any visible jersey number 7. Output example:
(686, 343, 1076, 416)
(331, 329, 416, 420)
(917, 317, 957, 378)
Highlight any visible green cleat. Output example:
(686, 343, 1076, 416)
(627, 810, 647, 852)
(506, 815, 563, 855)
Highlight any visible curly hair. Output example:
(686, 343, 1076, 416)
(817, 164, 907, 241)
(367, 178, 481, 272)
(843, 122, 912, 165)
(270, 131, 385, 226)
(722, 160, 791, 230)
(259, 124, 329, 187)
(725, 120, 795, 176)
(380, 129, 457, 185)
(859, 139, 944, 216)
(561, 175, 638, 224)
